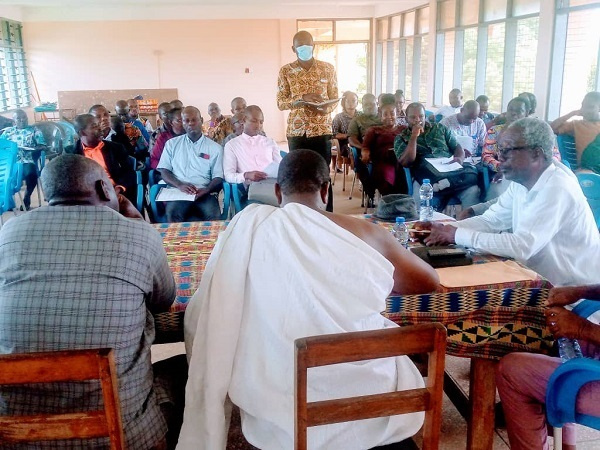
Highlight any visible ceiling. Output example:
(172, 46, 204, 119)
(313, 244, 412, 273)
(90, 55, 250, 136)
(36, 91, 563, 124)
(0, 0, 426, 21)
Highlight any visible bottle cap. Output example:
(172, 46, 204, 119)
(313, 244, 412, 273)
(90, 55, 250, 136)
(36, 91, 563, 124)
(395, 217, 405, 223)
(422, 178, 430, 184)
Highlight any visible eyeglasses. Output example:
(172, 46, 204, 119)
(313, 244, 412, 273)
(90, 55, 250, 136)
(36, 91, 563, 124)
(497, 145, 533, 159)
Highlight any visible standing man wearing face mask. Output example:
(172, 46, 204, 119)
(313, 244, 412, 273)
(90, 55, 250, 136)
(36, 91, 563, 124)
(277, 30, 339, 211)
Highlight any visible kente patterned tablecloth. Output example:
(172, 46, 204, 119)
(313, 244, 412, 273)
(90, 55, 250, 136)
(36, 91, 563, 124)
(152, 220, 554, 358)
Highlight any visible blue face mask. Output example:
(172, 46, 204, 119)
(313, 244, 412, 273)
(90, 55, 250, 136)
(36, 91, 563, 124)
(296, 45, 314, 62)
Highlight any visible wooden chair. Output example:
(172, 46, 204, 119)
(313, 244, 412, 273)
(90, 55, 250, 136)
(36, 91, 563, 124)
(0, 348, 125, 449)
(295, 323, 447, 450)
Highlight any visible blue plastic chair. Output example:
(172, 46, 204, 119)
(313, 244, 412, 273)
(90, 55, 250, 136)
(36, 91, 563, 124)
(424, 109, 434, 122)
(577, 173, 600, 229)
(280, 150, 288, 159)
(135, 171, 144, 214)
(230, 182, 246, 215)
(556, 134, 578, 170)
(0, 141, 18, 223)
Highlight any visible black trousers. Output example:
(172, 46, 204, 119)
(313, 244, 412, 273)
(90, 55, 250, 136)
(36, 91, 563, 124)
(287, 134, 334, 212)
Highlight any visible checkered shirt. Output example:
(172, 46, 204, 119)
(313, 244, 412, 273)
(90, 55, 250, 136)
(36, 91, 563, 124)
(0, 206, 176, 449)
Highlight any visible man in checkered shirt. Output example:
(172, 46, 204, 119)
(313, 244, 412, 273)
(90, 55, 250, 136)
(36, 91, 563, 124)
(0, 154, 178, 449)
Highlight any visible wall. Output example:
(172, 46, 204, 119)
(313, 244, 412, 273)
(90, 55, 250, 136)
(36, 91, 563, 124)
(23, 19, 298, 141)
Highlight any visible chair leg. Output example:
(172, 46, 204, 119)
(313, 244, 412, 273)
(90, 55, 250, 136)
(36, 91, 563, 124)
(342, 157, 347, 192)
(349, 172, 356, 200)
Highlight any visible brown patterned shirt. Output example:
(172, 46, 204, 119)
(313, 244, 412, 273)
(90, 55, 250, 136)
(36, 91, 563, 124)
(277, 59, 338, 138)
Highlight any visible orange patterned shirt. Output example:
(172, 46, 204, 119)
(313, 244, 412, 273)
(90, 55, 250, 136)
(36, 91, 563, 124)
(277, 59, 338, 138)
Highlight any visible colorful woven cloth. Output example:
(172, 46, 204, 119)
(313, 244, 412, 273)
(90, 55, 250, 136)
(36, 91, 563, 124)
(386, 288, 554, 360)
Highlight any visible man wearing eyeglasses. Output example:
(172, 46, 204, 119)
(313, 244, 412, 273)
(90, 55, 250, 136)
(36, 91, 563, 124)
(419, 117, 600, 287)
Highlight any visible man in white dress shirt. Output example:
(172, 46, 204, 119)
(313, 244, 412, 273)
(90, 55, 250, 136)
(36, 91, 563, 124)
(420, 117, 600, 287)
(223, 105, 282, 206)
(157, 106, 224, 222)
(435, 88, 463, 121)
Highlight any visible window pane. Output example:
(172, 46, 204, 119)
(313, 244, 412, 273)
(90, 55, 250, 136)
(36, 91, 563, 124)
(337, 43, 369, 97)
(404, 11, 415, 37)
(512, 0, 540, 17)
(405, 38, 414, 100)
(392, 40, 399, 91)
(418, 7, 430, 34)
(442, 31, 455, 103)
(513, 16, 539, 98)
(419, 35, 429, 102)
(298, 20, 333, 42)
(377, 18, 389, 40)
(461, 0, 479, 26)
(560, 8, 600, 115)
(569, 0, 598, 6)
(485, 23, 506, 111)
(390, 15, 401, 39)
(336, 20, 370, 41)
(483, 0, 507, 22)
(439, 0, 456, 30)
(381, 41, 388, 92)
(462, 27, 478, 100)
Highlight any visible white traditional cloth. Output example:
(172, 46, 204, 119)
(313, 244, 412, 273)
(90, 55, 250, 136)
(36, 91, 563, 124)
(440, 114, 487, 156)
(178, 203, 424, 450)
(454, 162, 600, 286)
(223, 132, 282, 184)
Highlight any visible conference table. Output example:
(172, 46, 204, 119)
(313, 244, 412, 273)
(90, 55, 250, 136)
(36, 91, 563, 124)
(152, 218, 554, 450)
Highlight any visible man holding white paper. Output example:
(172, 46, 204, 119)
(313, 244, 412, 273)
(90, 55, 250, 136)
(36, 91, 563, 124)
(394, 102, 480, 209)
(157, 106, 224, 222)
(224, 105, 282, 207)
(440, 100, 486, 157)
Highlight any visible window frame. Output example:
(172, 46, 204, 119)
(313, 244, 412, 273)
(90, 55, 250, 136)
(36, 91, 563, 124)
(0, 18, 31, 113)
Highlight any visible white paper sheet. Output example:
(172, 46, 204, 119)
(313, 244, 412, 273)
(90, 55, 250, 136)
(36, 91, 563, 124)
(425, 157, 463, 173)
(263, 161, 280, 179)
(156, 186, 196, 202)
(464, 156, 481, 165)
(455, 135, 475, 153)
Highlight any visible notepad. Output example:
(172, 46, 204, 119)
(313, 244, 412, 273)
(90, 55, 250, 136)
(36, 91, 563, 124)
(435, 261, 538, 288)
(155, 187, 195, 202)
(425, 157, 463, 173)
(300, 98, 341, 108)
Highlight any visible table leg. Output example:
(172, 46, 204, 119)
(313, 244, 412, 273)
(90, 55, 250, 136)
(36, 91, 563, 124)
(467, 358, 498, 450)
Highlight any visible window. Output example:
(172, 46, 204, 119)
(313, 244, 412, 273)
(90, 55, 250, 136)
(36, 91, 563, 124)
(0, 19, 30, 112)
(434, 0, 541, 112)
(376, 6, 430, 102)
(297, 19, 371, 97)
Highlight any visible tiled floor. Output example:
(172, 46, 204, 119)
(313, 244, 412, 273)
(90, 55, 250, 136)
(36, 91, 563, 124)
(4, 164, 600, 449)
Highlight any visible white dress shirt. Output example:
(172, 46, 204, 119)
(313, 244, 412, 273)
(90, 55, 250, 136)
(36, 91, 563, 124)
(435, 105, 461, 119)
(454, 162, 600, 286)
(157, 134, 224, 188)
(223, 133, 282, 184)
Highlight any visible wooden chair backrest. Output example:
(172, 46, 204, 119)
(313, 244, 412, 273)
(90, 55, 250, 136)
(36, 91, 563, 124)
(0, 348, 125, 449)
(295, 323, 446, 450)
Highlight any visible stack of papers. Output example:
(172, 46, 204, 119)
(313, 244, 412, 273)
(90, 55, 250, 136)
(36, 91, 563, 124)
(156, 187, 195, 202)
(425, 157, 463, 173)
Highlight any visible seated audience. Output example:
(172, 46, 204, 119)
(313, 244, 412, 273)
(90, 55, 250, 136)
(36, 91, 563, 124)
(179, 149, 439, 450)
(128, 97, 153, 133)
(0, 109, 46, 210)
(497, 284, 600, 450)
(110, 115, 137, 156)
(481, 96, 530, 200)
(204, 102, 233, 145)
(395, 102, 480, 209)
(73, 113, 137, 204)
(435, 88, 463, 121)
(395, 89, 407, 126)
(150, 107, 184, 170)
(361, 94, 407, 197)
(157, 106, 223, 222)
(115, 99, 150, 159)
(221, 111, 245, 147)
(230, 96, 247, 116)
(421, 118, 600, 287)
(551, 91, 600, 173)
(223, 105, 282, 206)
(0, 154, 183, 450)
(331, 90, 358, 172)
(440, 100, 487, 156)
(476, 95, 495, 125)
(348, 93, 381, 191)
(89, 104, 115, 141)
(150, 101, 173, 150)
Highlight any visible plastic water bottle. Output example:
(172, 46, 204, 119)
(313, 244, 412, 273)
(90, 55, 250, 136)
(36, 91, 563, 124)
(558, 337, 583, 362)
(392, 217, 409, 248)
(419, 179, 434, 222)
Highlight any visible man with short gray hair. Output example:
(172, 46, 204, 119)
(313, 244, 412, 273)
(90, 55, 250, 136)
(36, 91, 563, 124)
(420, 117, 600, 286)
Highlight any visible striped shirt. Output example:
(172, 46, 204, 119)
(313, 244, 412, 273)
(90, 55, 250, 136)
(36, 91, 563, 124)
(0, 206, 176, 449)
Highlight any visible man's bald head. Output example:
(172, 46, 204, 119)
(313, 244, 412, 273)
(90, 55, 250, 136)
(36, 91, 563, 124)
(115, 100, 129, 117)
(230, 97, 247, 115)
(293, 31, 313, 49)
(41, 154, 118, 210)
(458, 100, 480, 125)
(243, 105, 264, 136)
